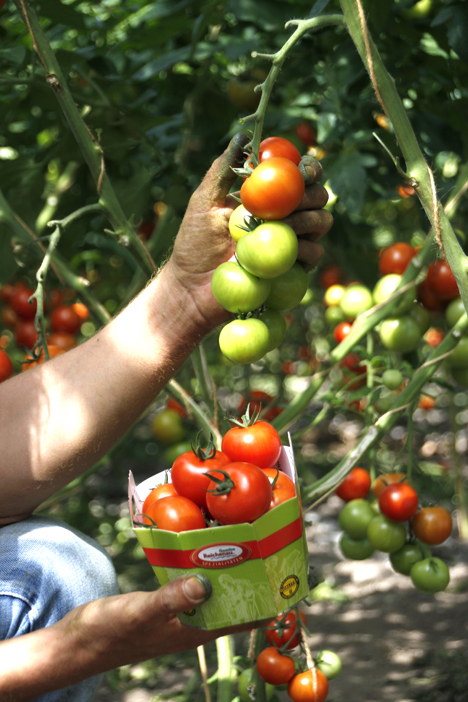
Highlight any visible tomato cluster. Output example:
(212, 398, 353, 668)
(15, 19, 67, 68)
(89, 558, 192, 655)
(213, 136, 308, 365)
(0, 279, 88, 379)
(337, 471, 452, 593)
(250, 606, 341, 702)
(142, 408, 296, 532)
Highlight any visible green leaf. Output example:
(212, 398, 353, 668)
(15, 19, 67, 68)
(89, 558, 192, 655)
(0, 233, 18, 285)
(447, 5, 468, 64)
(0, 47, 27, 65)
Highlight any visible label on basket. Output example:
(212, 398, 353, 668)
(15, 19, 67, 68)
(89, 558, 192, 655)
(190, 542, 253, 568)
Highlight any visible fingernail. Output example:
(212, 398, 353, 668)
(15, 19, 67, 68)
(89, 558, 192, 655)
(183, 574, 212, 604)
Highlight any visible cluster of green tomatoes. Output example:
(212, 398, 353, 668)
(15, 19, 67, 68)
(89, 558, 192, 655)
(212, 137, 308, 365)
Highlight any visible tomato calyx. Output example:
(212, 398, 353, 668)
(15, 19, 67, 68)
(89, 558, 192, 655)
(190, 431, 219, 462)
(205, 469, 236, 496)
(227, 402, 262, 428)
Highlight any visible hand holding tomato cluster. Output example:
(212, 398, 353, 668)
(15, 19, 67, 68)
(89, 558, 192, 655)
(207, 135, 331, 365)
(336, 468, 452, 593)
(141, 407, 296, 532)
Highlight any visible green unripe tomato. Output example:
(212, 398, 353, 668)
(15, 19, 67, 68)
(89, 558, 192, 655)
(229, 205, 260, 242)
(324, 305, 346, 327)
(164, 441, 193, 464)
(339, 533, 375, 560)
(219, 318, 270, 365)
(236, 221, 298, 279)
(339, 284, 374, 319)
(315, 650, 343, 680)
(403, 0, 433, 20)
(150, 409, 186, 445)
(390, 541, 430, 576)
(407, 302, 431, 334)
(450, 366, 468, 387)
(338, 499, 375, 540)
(238, 669, 275, 702)
(367, 515, 407, 553)
(265, 262, 308, 311)
(381, 369, 403, 390)
(259, 309, 287, 352)
(379, 315, 423, 353)
(211, 262, 271, 313)
(445, 297, 467, 330)
(373, 274, 416, 314)
(300, 287, 315, 305)
(410, 557, 450, 593)
(446, 337, 468, 369)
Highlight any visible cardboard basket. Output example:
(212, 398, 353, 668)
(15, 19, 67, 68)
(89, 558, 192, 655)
(128, 439, 309, 630)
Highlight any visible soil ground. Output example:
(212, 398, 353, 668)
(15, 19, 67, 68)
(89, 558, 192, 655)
(95, 494, 468, 702)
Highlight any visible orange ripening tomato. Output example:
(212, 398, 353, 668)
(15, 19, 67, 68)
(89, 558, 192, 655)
(259, 137, 301, 165)
(411, 506, 453, 545)
(287, 669, 329, 702)
(47, 331, 77, 351)
(372, 472, 407, 499)
(424, 327, 445, 347)
(262, 468, 296, 510)
(397, 184, 416, 198)
(1, 305, 19, 328)
(144, 495, 206, 532)
(418, 394, 436, 410)
(240, 157, 305, 220)
(22, 345, 65, 371)
(72, 302, 89, 323)
(142, 483, 178, 523)
(375, 113, 391, 130)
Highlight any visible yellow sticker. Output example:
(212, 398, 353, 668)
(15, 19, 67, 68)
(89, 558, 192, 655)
(280, 575, 299, 599)
(183, 609, 196, 616)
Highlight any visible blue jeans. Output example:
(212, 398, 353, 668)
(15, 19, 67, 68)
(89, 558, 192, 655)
(0, 515, 119, 701)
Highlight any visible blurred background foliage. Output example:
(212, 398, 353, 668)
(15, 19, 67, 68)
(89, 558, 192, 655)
(1, 0, 468, 697)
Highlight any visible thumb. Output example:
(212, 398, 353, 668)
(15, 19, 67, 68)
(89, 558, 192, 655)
(195, 132, 250, 206)
(159, 574, 212, 615)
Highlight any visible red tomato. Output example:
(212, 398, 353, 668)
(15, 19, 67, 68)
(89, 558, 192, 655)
(287, 669, 329, 702)
(263, 468, 296, 510)
(378, 483, 419, 522)
(50, 304, 82, 334)
(222, 420, 282, 469)
(166, 397, 187, 419)
(426, 260, 459, 301)
(47, 331, 77, 351)
(72, 302, 90, 323)
(397, 185, 416, 198)
(256, 647, 296, 686)
(411, 506, 453, 545)
(319, 265, 343, 289)
(333, 321, 352, 344)
(142, 483, 178, 523)
(144, 495, 206, 532)
(240, 157, 305, 220)
(417, 278, 446, 312)
(238, 392, 283, 422)
(1, 306, 19, 328)
(259, 137, 302, 165)
(22, 345, 65, 371)
(0, 349, 14, 383)
(10, 286, 37, 320)
(379, 243, 415, 276)
(340, 353, 366, 389)
(336, 468, 371, 502)
(15, 320, 38, 349)
(418, 394, 436, 410)
(137, 219, 156, 241)
(373, 472, 407, 499)
(424, 327, 445, 347)
(171, 445, 231, 510)
(295, 122, 317, 146)
(205, 462, 272, 525)
(266, 609, 307, 650)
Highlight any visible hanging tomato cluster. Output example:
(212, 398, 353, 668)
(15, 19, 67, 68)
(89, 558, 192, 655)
(141, 406, 296, 532)
(242, 606, 342, 702)
(212, 137, 308, 365)
(336, 468, 452, 593)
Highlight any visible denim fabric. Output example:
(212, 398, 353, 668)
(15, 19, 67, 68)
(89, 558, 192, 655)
(0, 515, 119, 701)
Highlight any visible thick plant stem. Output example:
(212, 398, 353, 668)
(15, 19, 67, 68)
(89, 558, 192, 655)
(14, 0, 156, 277)
(339, 0, 468, 315)
(216, 635, 235, 702)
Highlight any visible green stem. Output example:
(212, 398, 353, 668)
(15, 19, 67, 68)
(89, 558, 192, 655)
(339, 0, 468, 316)
(31, 223, 63, 360)
(167, 379, 222, 450)
(215, 636, 235, 702)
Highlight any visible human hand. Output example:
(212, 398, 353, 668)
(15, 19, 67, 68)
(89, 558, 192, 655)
(58, 574, 265, 678)
(166, 133, 333, 333)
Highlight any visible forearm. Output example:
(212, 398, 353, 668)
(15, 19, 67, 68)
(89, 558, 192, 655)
(0, 262, 211, 521)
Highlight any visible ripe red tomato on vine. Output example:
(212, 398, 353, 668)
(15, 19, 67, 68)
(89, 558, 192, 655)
(144, 495, 206, 532)
(335, 467, 371, 502)
(240, 157, 305, 220)
(372, 472, 407, 498)
(22, 345, 65, 371)
(378, 483, 419, 522)
(15, 320, 38, 349)
(319, 265, 342, 289)
(333, 321, 352, 344)
(0, 349, 14, 383)
(10, 286, 37, 320)
(50, 304, 82, 335)
(379, 242, 416, 276)
(265, 609, 307, 650)
(256, 647, 296, 686)
(294, 121, 317, 146)
(426, 259, 459, 301)
(142, 483, 178, 522)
